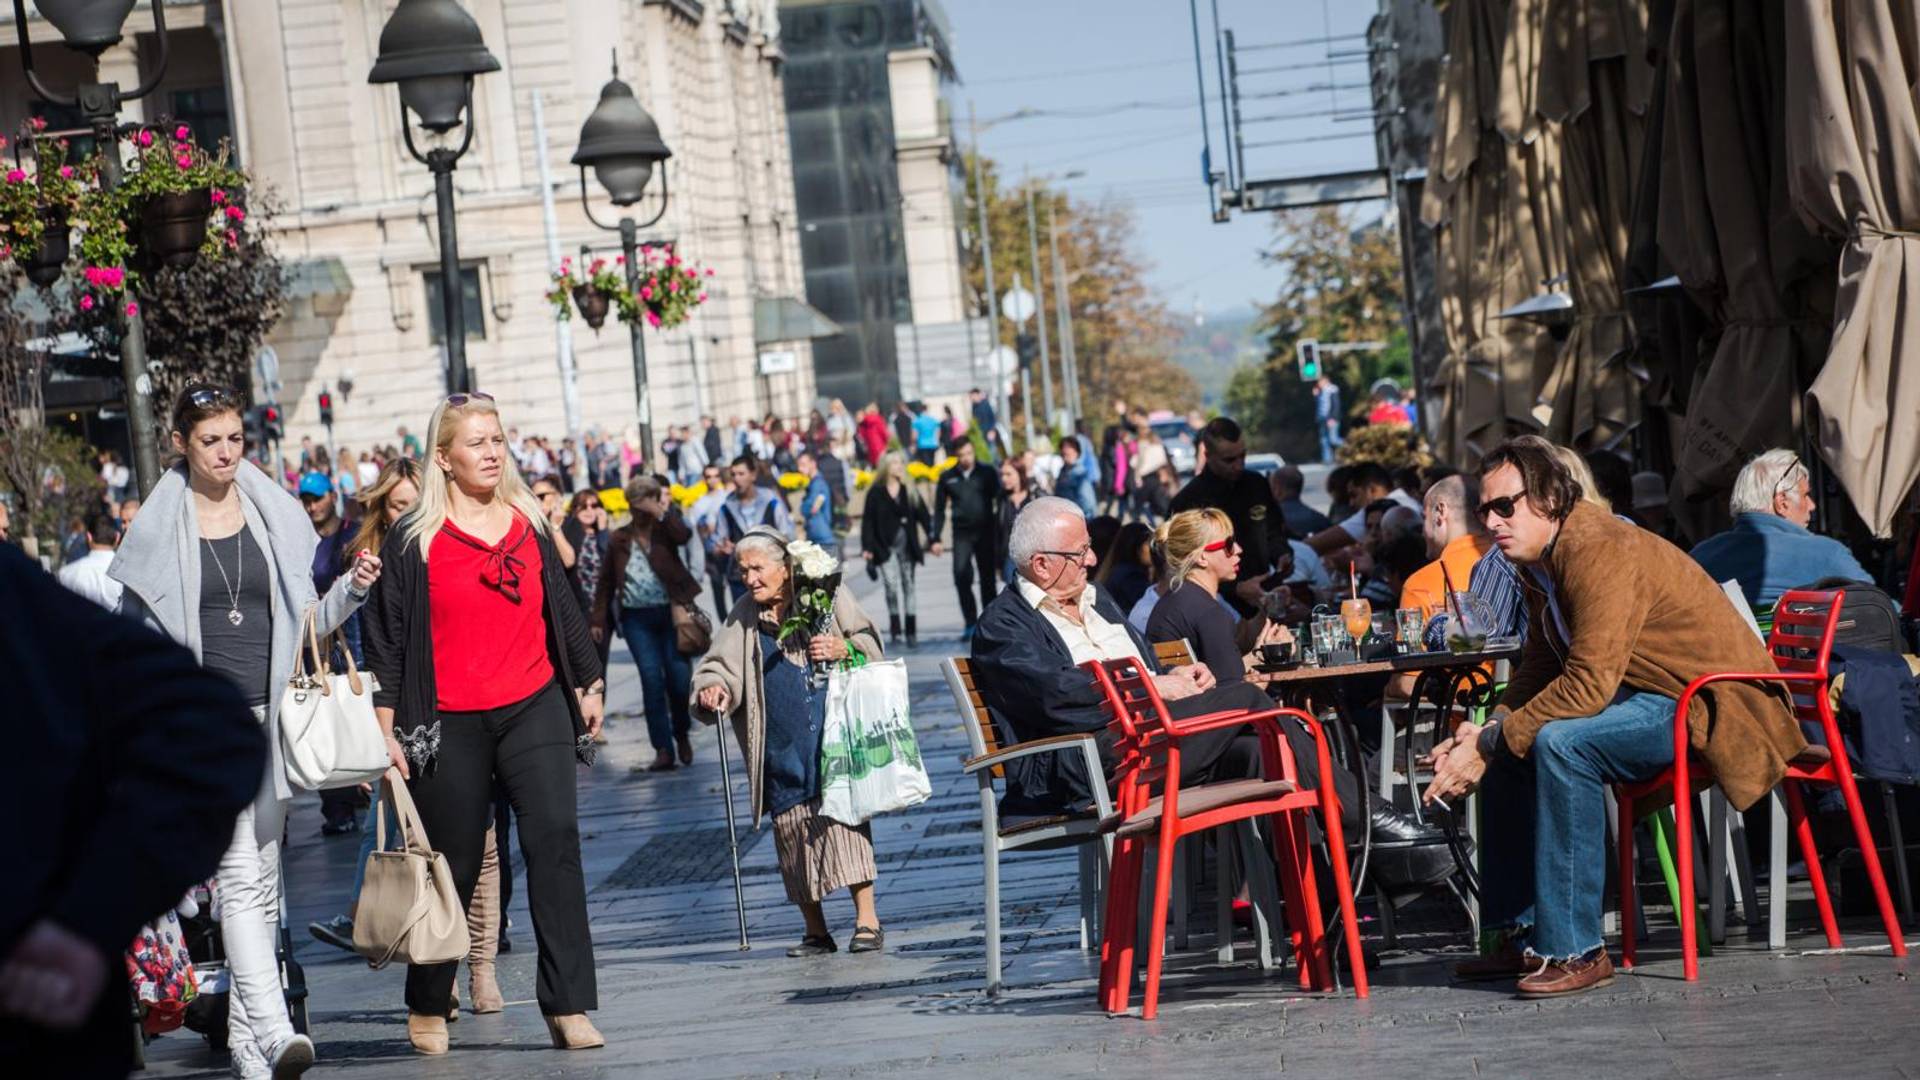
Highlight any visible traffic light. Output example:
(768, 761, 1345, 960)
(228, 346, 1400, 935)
(263, 404, 283, 442)
(1015, 332, 1038, 371)
(1296, 338, 1320, 381)
(318, 390, 334, 428)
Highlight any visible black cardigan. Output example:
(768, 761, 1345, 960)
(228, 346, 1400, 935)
(860, 482, 930, 566)
(363, 519, 605, 770)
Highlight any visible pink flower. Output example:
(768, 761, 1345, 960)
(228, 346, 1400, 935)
(211, 189, 226, 204)
(79, 294, 94, 311)
(704, 267, 715, 277)
(665, 255, 679, 267)
(28, 116, 46, 132)
(136, 130, 154, 147)
(639, 284, 653, 301)
(646, 311, 661, 328)
(176, 154, 193, 169)
(666, 278, 678, 293)
(174, 125, 191, 141)
(697, 292, 708, 302)
(225, 205, 245, 221)
(59, 165, 73, 179)
(225, 228, 238, 247)
(0, 135, 8, 149)
(4, 169, 24, 184)
(126, 301, 139, 317)
(614, 255, 625, 265)
(589, 258, 606, 274)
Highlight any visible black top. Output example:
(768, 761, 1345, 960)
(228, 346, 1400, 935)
(1169, 469, 1287, 598)
(860, 481, 930, 565)
(1104, 561, 1152, 615)
(932, 463, 1002, 538)
(1146, 581, 1244, 686)
(200, 529, 274, 705)
(1280, 496, 1332, 539)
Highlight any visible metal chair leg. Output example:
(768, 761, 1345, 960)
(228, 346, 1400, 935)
(1078, 843, 1098, 952)
(1881, 782, 1913, 925)
(1708, 789, 1729, 944)
(1770, 789, 1788, 949)
(984, 838, 1003, 996)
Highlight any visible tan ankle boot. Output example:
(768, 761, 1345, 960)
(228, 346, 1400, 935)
(544, 1013, 605, 1050)
(467, 823, 505, 1014)
(408, 1012, 449, 1055)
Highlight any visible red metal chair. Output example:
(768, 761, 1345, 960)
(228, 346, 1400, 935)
(1084, 656, 1369, 1019)
(1616, 589, 1908, 979)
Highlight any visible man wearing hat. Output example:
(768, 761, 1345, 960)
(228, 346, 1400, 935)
(298, 470, 363, 836)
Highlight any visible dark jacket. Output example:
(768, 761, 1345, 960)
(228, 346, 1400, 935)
(860, 481, 931, 566)
(932, 462, 1002, 538)
(970, 583, 1160, 814)
(364, 517, 604, 771)
(0, 545, 265, 1074)
(560, 517, 612, 614)
(592, 507, 701, 635)
(1827, 644, 1920, 784)
(1169, 468, 1287, 599)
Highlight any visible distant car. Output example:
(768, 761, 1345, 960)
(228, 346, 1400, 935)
(1146, 413, 1196, 477)
(1244, 453, 1286, 477)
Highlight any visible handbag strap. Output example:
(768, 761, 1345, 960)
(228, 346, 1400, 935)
(377, 768, 435, 856)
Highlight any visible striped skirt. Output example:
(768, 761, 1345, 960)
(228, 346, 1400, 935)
(771, 799, 876, 904)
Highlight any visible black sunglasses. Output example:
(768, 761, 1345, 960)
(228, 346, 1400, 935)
(445, 391, 495, 407)
(185, 386, 240, 408)
(1476, 493, 1525, 520)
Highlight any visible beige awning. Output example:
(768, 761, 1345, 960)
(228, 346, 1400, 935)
(753, 296, 841, 345)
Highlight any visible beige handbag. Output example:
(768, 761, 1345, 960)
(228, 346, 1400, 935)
(353, 769, 469, 969)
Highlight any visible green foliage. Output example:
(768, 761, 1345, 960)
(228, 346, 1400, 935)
(0, 426, 103, 558)
(0, 122, 87, 264)
(1334, 423, 1431, 471)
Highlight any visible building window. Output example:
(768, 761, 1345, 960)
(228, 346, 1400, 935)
(423, 266, 487, 344)
(170, 87, 235, 160)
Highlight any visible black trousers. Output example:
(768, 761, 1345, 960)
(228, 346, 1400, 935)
(951, 526, 999, 628)
(405, 683, 595, 1016)
(1124, 681, 1362, 836)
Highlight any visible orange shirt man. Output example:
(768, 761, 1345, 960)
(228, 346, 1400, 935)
(1401, 475, 1492, 618)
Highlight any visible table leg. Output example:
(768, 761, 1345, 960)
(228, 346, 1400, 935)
(1770, 788, 1787, 950)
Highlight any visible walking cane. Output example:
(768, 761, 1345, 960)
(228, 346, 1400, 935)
(714, 718, 751, 950)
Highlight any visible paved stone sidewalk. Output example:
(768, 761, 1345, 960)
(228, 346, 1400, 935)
(138, 550, 1920, 1079)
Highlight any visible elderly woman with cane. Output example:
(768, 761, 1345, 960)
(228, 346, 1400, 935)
(692, 527, 888, 956)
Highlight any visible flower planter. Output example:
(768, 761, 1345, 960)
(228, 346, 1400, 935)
(139, 187, 213, 268)
(24, 210, 69, 287)
(572, 283, 611, 329)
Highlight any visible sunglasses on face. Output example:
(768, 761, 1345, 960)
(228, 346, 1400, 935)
(444, 391, 495, 407)
(1477, 493, 1525, 520)
(1203, 536, 1240, 553)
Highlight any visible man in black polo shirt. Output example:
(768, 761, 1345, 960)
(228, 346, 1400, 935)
(930, 436, 1002, 639)
(1168, 416, 1287, 615)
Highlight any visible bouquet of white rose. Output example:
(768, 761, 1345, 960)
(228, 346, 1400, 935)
(780, 540, 845, 686)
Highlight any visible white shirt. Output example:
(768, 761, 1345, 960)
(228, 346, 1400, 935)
(1016, 576, 1143, 668)
(58, 548, 123, 611)
(1337, 487, 1422, 543)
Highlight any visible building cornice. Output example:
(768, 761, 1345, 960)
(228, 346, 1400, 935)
(643, 0, 706, 27)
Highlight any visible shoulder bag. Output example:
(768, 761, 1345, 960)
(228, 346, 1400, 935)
(353, 768, 469, 968)
(634, 529, 712, 655)
(280, 609, 390, 791)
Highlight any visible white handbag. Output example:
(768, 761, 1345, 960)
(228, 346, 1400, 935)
(279, 609, 390, 791)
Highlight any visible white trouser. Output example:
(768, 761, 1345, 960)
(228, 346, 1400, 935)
(217, 783, 293, 1078)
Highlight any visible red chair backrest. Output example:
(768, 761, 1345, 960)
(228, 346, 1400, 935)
(1766, 590, 1844, 722)
(1082, 656, 1173, 813)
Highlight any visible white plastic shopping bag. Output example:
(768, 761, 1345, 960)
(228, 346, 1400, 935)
(818, 659, 931, 825)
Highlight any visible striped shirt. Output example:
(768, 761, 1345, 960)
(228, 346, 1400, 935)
(1423, 543, 1528, 650)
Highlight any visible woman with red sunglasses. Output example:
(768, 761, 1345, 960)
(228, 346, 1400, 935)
(1144, 508, 1291, 688)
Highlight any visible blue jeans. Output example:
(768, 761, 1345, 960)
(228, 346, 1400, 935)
(619, 605, 694, 751)
(1478, 691, 1677, 960)
(1318, 420, 1344, 464)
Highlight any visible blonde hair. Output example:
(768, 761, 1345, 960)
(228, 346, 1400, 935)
(1155, 508, 1232, 591)
(400, 396, 549, 560)
(349, 456, 422, 560)
(879, 449, 907, 483)
(1546, 444, 1611, 512)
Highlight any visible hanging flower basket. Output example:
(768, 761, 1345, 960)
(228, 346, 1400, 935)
(628, 246, 712, 330)
(571, 282, 611, 329)
(137, 187, 212, 268)
(24, 207, 71, 286)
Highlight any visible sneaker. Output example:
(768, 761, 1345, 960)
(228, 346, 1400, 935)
(307, 914, 355, 953)
(268, 1033, 315, 1079)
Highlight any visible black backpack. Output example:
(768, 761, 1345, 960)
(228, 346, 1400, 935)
(1803, 577, 1905, 654)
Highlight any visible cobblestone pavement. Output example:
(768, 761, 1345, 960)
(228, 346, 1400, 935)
(138, 549, 1920, 1079)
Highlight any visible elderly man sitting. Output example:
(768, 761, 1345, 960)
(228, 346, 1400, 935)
(1690, 449, 1871, 610)
(971, 497, 1387, 839)
(1423, 437, 1805, 998)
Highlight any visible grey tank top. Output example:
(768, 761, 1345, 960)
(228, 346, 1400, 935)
(200, 529, 274, 705)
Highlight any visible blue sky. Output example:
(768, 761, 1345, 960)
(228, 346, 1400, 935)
(943, 0, 1381, 320)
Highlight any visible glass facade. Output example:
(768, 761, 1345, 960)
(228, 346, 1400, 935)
(781, 0, 955, 408)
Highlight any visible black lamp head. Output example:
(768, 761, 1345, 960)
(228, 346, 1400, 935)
(571, 75, 672, 207)
(31, 0, 136, 56)
(368, 0, 501, 134)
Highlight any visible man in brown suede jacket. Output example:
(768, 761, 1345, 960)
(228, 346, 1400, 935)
(1423, 437, 1803, 999)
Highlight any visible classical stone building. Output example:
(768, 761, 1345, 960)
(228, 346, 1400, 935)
(3, 0, 822, 455)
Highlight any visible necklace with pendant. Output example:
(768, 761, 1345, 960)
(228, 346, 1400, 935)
(204, 533, 245, 625)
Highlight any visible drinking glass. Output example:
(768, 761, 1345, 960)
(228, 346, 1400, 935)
(1340, 597, 1373, 644)
(1370, 612, 1394, 647)
(1396, 607, 1426, 653)
(1443, 591, 1494, 654)
(1313, 617, 1340, 662)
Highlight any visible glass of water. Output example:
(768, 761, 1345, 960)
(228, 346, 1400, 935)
(1396, 607, 1426, 653)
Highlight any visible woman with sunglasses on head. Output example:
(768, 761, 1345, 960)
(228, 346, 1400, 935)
(361, 392, 606, 1057)
(562, 489, 614, 668)
(1143, 509, 1290, 688)
(110, 383, 386, 1080)
(591, 475, 703, 772)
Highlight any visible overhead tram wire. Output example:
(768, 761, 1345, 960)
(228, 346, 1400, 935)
(1232, 31, 1364, 53)
(1237, 130, 1374, 152)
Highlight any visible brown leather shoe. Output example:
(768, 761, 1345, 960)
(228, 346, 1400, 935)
(544, 1013, 605, 1050)
(1515, 950, 1615, 999)
(408, 1013, 449, 1055)
(676, 733, 694, 765)
(1452, 937, 1531, 982)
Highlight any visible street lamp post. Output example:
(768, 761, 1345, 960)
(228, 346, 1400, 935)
(11, 0, 173, 496)
(368, 0, 500, 396)
(571, 59, 672, 466)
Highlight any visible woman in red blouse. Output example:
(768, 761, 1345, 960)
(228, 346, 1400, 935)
(362, 393, 606, 1056)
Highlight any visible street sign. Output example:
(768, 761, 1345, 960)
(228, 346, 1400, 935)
(1001, 277, 1037, 323)
(757, 349, 798, 375)
(983, 345, 1018, 376)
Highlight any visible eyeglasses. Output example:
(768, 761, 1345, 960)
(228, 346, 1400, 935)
(184, 386, 240, 408)
(1038, 545, 1092, 562)
(1202, 536, 1240, 553)
(1775, 456, 1806, 499)
(444, 391, 495, 407)
(1476, 493, 1525, 520)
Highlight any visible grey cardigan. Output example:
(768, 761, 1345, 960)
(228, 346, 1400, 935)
(111, 462, 365, 803)
(691, 583, 883, 824)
